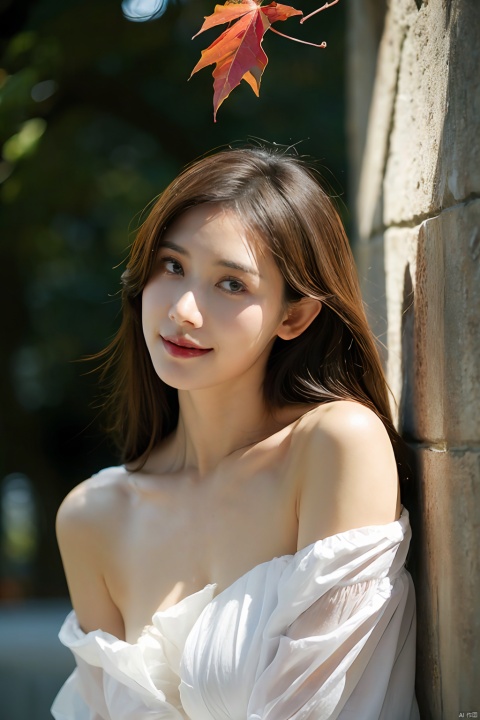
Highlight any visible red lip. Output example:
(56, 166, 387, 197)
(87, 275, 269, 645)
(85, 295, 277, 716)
(161, 336, 212, 359)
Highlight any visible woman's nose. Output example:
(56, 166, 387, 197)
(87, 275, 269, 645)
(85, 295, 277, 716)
(168, 290, 203, 328)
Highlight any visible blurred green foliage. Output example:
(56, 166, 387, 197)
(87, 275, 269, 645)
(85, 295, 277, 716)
(0, 0, 346, 597)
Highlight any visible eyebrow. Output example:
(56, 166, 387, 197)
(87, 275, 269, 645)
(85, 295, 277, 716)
(160, 240, 188, 256)
(217, 259, 260, 278)
(160, 240, 261, 278)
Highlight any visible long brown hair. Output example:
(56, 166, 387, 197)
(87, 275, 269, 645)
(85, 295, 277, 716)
(97, 147, 410, 494)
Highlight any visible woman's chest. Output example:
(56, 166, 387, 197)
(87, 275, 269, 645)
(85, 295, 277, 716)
(109, 462, 298, 641)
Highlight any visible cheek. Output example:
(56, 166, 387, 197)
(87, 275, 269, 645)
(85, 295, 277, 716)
(142, 280, 167, 318)
(142, 278, 154, 301)
(225, 304, 279, 346)
(140, 290, 151, 329)
(141, 287, 162, 342)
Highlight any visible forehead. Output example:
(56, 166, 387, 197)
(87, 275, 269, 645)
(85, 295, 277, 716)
(161, 204, 266, 263)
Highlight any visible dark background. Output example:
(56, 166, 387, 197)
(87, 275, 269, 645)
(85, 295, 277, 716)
(0, 0, 347, 600)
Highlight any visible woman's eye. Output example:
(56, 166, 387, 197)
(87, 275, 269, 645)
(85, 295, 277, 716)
(218, 278, 246, 294)
(162, 257, 183, 275)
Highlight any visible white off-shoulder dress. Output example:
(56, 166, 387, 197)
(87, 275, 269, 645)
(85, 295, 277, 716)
(51, 503, 419, 720)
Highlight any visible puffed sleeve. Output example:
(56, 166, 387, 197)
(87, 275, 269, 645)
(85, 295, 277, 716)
(247, 512, 420, 720)
(50, 611, 185, 720)
(51, 663, 109, 720)
(51, 591, 223, 720)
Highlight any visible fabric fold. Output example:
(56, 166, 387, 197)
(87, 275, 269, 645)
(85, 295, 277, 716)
(52, 508, 419, 720)
(52, 585, 217, 720)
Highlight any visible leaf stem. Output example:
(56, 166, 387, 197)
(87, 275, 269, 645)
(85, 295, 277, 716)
(300, 0, 341, 24)
(269, 26, 327, 48)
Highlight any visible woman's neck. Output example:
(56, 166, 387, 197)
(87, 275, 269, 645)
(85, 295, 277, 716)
(171, 384, 275, 476)
(138, 351, 296, 480)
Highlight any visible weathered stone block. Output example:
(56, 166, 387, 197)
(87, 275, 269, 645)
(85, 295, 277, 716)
(412, 447, 480, 718)
(384, 2, 480, 226)
(384, 201, 480, 444)
(355, 0, 418, 240)
(436, 3, 480, 206)
(384, 1, 450, 225)
(415, 201, 480, 444)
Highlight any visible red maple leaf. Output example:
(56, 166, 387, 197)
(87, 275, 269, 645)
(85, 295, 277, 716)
(190, 1, 304, 121)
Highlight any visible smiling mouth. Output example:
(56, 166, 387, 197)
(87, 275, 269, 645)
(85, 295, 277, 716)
(161, 336, 213, 358)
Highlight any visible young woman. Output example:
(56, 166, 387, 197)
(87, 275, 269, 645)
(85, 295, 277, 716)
(52, 147, 419, 719)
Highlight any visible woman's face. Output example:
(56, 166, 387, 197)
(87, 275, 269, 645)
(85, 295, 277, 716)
(141, 204, 289, 393)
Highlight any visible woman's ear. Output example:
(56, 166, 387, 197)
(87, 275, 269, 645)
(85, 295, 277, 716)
(277, 298, 322, 341)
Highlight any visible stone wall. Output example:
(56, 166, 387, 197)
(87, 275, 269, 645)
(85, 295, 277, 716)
(347, 1, 480, 717)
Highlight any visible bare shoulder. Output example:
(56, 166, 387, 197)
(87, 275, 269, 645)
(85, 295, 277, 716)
(56, 466, 129, 540)
(291, 399, 395, 458)
(56, 466, 129, 637)
(290, 401, 400, 549)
